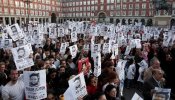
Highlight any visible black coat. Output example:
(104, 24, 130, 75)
(143, 77, 162, 100)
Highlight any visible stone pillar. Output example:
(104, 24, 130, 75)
(9, 17, 12, 25)
(19, 17, 22, 26)
(14, 17, 17, 24)
(3, 17, 5, 26)
(24, 17, 26, 24)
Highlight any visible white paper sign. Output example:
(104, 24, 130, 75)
(93, 53, 101, 77)
(131, 93, 143, 100)
(69, 45, 78, 58)
(24, 70, 47, 100)
(60, 43, 67, 54)
(68, 72, 87, 100)
(11, 44, 34, 70)
(8, 24, 24, 41)
(71, 32, 78, 42)
(138, 60, 148, 68)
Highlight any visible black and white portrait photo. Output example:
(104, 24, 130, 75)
(17, 47, 26, 59)
(74, 76, 81, 92)
(4, 40, 9, 46)
(11, 25, 18, 35)
(29, 73, 40, 87)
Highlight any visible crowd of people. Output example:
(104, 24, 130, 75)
(0, 21, 175, 100)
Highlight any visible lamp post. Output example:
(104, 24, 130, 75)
(23, 0, 33, 31)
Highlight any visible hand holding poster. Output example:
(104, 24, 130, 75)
(24, 70, 47, 100)
(68, 72, 87, 100)
(138, 60, 148, 68)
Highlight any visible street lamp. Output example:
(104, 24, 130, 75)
(23, 0, 33, 31)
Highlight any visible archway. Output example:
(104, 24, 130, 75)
(134, 19, 138, 24)
(51, 13, 56, 23)
(122, 19, 126, 25)
(116, 19, 120, 25)
(98, 12, 106, 23)
(146, 19, 153, 26)
(110, 18, 114, 23)
(128, 19, 132, 25)
(141, 19, 145, 25)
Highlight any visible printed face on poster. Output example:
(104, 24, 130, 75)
(71, 32, 77, 42)
(8, 24, 24, 41)
(69, 45, 78, 58)
(78, 58, 90, 75)
(24, 70, 47, 100)
(68, 72, 87, 100)
(93, 52, 101, 77)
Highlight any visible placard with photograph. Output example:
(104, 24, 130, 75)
(24, 70, 47, 100)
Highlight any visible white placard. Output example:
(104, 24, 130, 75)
(24, 70, 47, 100)
(71, 32, 78, 42)
(8, 24, 24, 41)
(138, 60, 148, 68)
(59, 43, 67, 54)
(68, 72, 87, 100)
(93, 52, 101, 77)
(11, 44, 34, 70)
(69, 45, 78, 58)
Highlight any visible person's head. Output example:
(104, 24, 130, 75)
(74, 77, 81, 90)
(88, 75, 97, 87)
(4, 40, 9, 46)
(105, 84, 117, 98)
(150, 57, 160, 69)
(103, 61, 115, 72)
(47, 92, 55, 100)
(107, 71, 120, 86)
(59, 66, 65, 74)
(0, 62, 6, 72)
(44, 59, 51, 68)
(152, 69, 164, 81)
(29, 73, 39, 86)
(48, 68, 57, 79)
(17, 47, 25, 58)
(9, 68, 19, 82)
(60, 59, 67, 67)
(93, 92, 107, 100)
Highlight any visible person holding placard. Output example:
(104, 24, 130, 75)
(1, 68, 25, 100)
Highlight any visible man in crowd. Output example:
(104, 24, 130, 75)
(1, 68, 25, 100)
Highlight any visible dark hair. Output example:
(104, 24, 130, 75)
(92, 92, 105, 100)
(29, 73, 39, 86)
(105, 84, 116, 95)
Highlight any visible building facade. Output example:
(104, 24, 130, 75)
(0, 0, 62, 26)
(60, 0, 175, 25)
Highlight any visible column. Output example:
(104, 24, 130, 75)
(19, 17, 22, 26)
(14, 17, 17, 24)
(3, 17, 5, 26)
(41, 18, 43, 24)
(24, 17, 26, 24)
(9, 17, 12, 25)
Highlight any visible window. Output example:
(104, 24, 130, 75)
(21, 9, 24, 15)
(142, 3, 146, 9)
(10, 9, 14, 15)
(135, 11, 139, 16)
(16, 9, 20, 15)
(15, 1, 19, 7)
(141, 11, 146, 16)
(116, 5, 120, 9)
(107, 5, 110, 10)
(123, 4, 126, 9)
(101, 6, 103, 10)
(116, 11, 120, 16)
(128, 11, 132, 16)
(116, 0, 120, 3)
(135, 4, 139, 9)
(129, 4, 133, 9)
